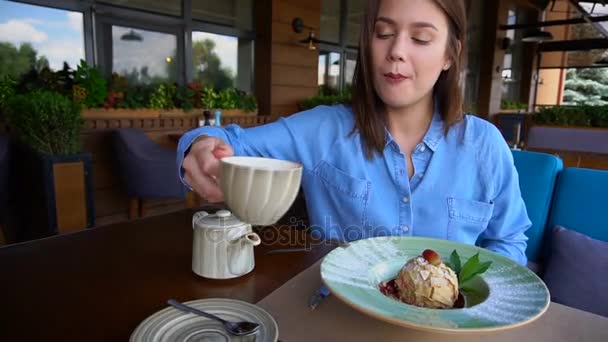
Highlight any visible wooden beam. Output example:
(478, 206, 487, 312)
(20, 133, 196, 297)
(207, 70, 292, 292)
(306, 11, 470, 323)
(500, 15, 608, 30)
(539, 38, 608, 51)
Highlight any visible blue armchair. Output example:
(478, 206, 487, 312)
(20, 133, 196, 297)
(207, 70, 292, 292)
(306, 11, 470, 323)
(511, 150, 563, 266)
(112, 128, 187, 218)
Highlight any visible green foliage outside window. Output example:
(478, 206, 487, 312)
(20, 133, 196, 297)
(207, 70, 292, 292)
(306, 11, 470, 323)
(563, 68, 608, 106)
(0, 42, 49, 80)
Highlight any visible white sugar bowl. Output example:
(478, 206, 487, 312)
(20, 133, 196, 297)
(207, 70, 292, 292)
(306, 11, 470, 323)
(192, 209, 261, 279)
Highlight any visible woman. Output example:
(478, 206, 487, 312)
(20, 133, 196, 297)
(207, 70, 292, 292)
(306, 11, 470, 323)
(177, 0, 531, 265)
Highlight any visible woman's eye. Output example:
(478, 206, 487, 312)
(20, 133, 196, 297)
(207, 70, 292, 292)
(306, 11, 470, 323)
(412, 37, 431, 45)
(376, 33, 394, 39)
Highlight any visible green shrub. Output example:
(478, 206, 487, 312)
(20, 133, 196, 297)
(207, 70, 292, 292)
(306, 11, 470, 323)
(299, 86, 352, 111)
(4, 90, 82, 155)
(501, 100, 527, 110)
(534, 105, 608, 128)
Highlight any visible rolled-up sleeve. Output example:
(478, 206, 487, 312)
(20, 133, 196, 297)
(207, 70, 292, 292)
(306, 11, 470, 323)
(176, 105, 339, 188)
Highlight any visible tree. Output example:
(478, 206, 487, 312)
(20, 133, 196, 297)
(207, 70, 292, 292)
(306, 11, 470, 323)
(0, 42, 49, 79)
(190, 39, 234, 90)
(563, 68, 608, 105)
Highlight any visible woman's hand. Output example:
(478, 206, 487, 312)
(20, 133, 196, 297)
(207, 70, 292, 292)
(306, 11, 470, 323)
(182, 136, 234, 203)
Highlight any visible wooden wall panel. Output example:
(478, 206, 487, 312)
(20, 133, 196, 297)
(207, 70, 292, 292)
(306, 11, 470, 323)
(272, 65, 317, 87)
(271, 86, 318, 106)
(273, 0, 319, 27)
(272, 22, 308, 45)
(271, 105, 300, 117)
(272, 43, 318, 67)
(268, 0, 321, 117)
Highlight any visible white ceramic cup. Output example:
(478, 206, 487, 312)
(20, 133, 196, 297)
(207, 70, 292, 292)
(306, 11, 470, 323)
(219, 156, 303, 226)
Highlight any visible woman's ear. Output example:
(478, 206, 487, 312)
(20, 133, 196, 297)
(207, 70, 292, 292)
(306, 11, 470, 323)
(443, 41, 462, 71)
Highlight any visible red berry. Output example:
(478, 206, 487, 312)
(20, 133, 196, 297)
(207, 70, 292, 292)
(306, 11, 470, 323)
(422, 249, 442, 266)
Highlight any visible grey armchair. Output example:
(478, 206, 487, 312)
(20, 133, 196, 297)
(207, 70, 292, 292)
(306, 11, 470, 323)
(112, 128, 187, 218)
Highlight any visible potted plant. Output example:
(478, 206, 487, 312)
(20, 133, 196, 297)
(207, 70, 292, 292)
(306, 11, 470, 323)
(4, 90, 94, 240)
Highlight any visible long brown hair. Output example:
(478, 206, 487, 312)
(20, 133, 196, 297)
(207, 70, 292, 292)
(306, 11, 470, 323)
(351, 0, 467, 158)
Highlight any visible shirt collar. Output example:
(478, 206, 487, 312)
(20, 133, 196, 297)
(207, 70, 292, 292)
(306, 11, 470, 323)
(384, 103, 445, 152)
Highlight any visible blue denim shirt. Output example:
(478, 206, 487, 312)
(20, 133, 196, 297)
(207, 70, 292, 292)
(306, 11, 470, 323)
(177, 105, 530, 265)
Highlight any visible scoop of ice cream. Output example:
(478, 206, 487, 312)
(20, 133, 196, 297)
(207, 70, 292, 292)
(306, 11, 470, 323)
(394, 255, 459, 309)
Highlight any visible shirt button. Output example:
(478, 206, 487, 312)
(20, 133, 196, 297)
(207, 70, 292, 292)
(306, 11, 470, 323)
(419, 145, 426, 152)
(402, 225, 410, 233)
(402, 196, 409, 203)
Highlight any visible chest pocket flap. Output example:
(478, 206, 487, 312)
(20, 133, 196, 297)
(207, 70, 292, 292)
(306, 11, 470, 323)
(314, 160, 369, 198)
(448, 197, 494, 225)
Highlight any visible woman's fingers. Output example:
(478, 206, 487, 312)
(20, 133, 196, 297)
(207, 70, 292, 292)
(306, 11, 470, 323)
(182, 136, 233, 203)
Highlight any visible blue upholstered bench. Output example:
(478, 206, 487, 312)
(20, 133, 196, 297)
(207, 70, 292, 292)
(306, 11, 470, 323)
(512, 154, 608, 317)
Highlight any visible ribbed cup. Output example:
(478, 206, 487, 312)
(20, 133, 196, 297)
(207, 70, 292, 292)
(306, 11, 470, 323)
(219, 156, 303, 225)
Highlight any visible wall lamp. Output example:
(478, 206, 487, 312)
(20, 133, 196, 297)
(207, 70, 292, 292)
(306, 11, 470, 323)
(292, 17, 323, 50)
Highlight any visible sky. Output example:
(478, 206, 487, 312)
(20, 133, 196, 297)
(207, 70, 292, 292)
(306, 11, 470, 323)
(0, 0, 84, 70)
(0, 0, 238, 77)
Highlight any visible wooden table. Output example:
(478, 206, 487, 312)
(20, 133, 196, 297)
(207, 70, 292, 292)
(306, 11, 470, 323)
(0, 207, 333, 341)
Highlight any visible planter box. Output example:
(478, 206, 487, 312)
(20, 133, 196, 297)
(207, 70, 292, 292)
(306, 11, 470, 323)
(220, 109, 257, 117)
(10, 143, 95, 241)
(82, 108, 163, 118)
(82, 108, 257, 119)
(526, 125, 608, 154)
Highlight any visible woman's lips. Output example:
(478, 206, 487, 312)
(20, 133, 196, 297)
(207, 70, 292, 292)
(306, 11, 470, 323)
(384, 73, 410, 84)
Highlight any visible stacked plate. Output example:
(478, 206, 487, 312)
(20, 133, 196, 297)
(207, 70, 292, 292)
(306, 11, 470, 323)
(131, 298, 278, 342)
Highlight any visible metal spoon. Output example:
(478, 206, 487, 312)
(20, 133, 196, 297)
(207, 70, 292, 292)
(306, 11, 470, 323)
(167, 299, 260, 336)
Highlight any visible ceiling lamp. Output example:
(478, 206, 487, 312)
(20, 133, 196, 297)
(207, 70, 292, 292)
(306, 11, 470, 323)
(121, 29, 143, 42)
(521, 29, 553, 42)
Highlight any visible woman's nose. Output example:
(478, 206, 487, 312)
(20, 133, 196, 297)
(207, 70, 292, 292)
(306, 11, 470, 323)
(388, 37, 408, 62)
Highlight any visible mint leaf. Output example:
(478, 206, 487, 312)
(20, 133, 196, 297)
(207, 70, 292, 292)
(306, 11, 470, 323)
(459, 252, 480, 284)
(449, 250, 461, 274)
(459, 253, 493, 284)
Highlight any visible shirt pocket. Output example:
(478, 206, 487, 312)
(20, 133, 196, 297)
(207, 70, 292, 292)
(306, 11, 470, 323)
(446, 197, 494, 243)
(312, 161, 370, 237)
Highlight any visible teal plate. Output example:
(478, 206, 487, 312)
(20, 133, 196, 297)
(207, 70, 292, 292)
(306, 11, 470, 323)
(320, 237, 550, 333)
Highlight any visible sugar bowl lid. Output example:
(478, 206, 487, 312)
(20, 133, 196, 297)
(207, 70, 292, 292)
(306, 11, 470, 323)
(192, 209, 248, 230)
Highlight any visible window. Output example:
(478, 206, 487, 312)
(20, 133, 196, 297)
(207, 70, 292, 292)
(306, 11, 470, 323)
(98, 0, 182, 17)
(192, 31, 238, 90)
(0, 0, 84, 79)
(318, 0, 361, 91)
(346, 0, 364, 47)
(112, 25, 177, 84)
(320, 0, 340, 44)
(345, 56, 356, 86)
(0, 0, 255, 88)
(318, 52, 341, 91)
(501, 8, 525, 103)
